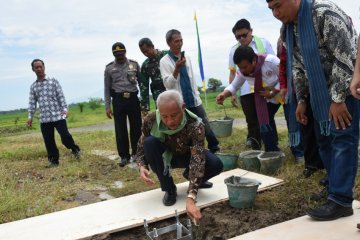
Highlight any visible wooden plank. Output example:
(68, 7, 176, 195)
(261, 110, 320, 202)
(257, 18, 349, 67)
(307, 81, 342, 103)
(230, 201, 360, 240)
(0, 168, 284, 240)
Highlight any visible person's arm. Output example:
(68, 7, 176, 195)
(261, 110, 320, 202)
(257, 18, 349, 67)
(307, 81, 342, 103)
(139, 65, 150, 112)
(54, 79, 68, 117)
(350, 39, 360, 100)
(160, 55, 178, 89)
(228, 46, 239, 107)
(104, 67, 113, 119)
(319, 9, 357, 129)
(186, 122, 206, 224)
(27, 84, 36, 127)
(216, 72, 245, 104)
(137, 113, 155, 185)
(278, 45, 288, 101)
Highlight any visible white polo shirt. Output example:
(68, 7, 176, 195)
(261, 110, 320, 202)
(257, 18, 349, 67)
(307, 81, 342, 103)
(226, 54, 280, 104)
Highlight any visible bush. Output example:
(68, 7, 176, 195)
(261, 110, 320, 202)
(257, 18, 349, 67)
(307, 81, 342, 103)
(88, 98, 103, 110)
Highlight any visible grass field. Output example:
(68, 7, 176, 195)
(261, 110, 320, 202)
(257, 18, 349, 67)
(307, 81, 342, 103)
(2, 91, 356, 228)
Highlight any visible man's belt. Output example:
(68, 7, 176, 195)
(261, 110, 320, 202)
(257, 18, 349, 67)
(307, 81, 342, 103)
(113, 91, 138, 99)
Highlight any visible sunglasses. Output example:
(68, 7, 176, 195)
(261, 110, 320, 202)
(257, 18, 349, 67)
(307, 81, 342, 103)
(235, 32, 249, 40)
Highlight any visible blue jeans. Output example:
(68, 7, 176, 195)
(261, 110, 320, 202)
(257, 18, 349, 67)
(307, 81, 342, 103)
(313, 96, 359, 206)
(187, 105, 219, 152)
(143, 136, 223, 192)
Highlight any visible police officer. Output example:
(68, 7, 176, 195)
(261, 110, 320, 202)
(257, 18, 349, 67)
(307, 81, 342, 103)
(138, 38, 167, 115)
(104, 42, 142, 167)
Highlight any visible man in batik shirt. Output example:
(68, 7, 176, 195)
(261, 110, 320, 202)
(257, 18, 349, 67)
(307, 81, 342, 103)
(267, 0, 358, 221)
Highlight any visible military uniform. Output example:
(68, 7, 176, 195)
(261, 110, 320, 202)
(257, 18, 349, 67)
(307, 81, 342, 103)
(104, 59, 142, 161)
(138, 50, 167, 111)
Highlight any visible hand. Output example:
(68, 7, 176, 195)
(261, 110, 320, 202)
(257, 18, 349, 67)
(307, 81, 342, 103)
(216, 93, 226, 105)
(106, 108, 113, 119)
(279, 89, 287, 102)
(258, 89, 275, 99)
(27, 119, 32, 128)
(186, 198, 202, 226)
(139, 166, 155, 185)
(141, 111, 148, 118)
(175, 58, 186, 70)
(329, 102, 352, 130)
(350, 76, 360, 100)
(296, 101, 308, 125)
(230, 95, 238, 108)
(63, 111, 68, 118)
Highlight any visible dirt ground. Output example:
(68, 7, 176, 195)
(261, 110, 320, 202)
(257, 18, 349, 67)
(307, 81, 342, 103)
(94, 185, 312, 240)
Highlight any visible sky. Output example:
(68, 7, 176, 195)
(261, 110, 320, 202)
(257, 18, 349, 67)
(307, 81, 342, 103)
(0, 0, 359, 111)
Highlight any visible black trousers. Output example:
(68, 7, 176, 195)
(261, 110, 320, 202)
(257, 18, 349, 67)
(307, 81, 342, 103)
(240, 93, 261, 147)
(301, 97, 324, 170)
(40, 119, 79, 162)
(143, 136, 223, 192)
(112, 93, 142, 159)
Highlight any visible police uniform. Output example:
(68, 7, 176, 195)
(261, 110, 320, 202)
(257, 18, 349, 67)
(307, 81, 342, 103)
(104, 55, 142, 163)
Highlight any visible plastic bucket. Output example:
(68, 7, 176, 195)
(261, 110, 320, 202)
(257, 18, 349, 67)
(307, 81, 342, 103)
(209, 117, 234, 138)
(224, 176, 261, 209)
(216, 153, 238, 171)
(239, 150, 263, 172)
(258, 151, 285, 175)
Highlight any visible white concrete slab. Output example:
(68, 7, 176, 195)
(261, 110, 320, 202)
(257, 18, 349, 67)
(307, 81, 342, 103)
(230, 201, 360, 240)
(0, 169, 284, 240)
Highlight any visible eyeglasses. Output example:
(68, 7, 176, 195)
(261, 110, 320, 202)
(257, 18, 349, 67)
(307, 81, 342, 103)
(235, 32, 249, 40)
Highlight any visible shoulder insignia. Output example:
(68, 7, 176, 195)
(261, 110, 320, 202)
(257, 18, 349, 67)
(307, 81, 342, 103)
(106, 61, 114, 67)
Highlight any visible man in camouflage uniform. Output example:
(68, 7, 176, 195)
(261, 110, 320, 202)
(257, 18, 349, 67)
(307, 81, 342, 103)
(104, 42, 142, 167)
(138, 38, 167, 115)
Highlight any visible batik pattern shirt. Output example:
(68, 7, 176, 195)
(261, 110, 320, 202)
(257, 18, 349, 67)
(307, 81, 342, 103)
(292, 0, 358, 103)
(139, 50, 167, 111)
(28, 77, 68, 123)
(135, 111, 205, 196)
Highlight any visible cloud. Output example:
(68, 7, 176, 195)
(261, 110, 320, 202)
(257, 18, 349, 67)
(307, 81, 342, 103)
(0, 0, 358, 110)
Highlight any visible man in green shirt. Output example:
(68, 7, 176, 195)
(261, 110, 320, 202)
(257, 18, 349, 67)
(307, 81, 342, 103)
(138, 38, 167, 115)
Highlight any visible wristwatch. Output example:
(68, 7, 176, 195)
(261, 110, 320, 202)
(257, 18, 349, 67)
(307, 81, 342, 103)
(187, 193, 197, 202)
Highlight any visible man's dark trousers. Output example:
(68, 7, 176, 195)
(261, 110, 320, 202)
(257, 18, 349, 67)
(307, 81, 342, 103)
(143, 136, 223, 192)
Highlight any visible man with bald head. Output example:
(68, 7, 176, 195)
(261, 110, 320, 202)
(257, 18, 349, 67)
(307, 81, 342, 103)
(135, 90, 223, 225)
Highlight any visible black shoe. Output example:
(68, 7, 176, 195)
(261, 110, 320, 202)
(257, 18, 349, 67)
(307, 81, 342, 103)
(303, 167, 316, 178)
(306, 200, 353, 221)
(46, 161, 59, 168)
(310, 188, 328, 201)
(162, 188, 177, 206)
(357, 223, 360, 229)
(72, 149, 81, 160)
(199, 181, 213, 189)
(119, 157, 128, 167)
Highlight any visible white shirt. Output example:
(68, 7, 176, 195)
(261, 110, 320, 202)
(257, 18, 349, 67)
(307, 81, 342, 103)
(228, 36, 275, 96)
(160, 53, 202, 107)
(226, 54, 280, 104)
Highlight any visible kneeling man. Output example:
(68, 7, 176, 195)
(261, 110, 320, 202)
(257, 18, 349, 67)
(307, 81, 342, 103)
(135, 90, 223, 224)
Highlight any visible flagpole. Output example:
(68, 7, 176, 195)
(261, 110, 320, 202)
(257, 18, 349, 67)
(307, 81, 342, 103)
(194, 11, 207, 108)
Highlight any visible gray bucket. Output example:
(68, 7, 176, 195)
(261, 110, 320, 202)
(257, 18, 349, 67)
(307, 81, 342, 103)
(224, 176, 261, 209)
(258, 151, 285, 175)
(209, 117, 234, 138)
(216, 153, 238, 171)
(239, 150, 263, 172)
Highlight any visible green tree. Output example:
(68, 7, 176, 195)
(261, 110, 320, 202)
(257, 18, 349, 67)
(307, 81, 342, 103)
(207, 78, 223, 91)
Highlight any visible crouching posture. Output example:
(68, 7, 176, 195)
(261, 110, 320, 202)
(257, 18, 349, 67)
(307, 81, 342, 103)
(135, 90, 223, 224)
